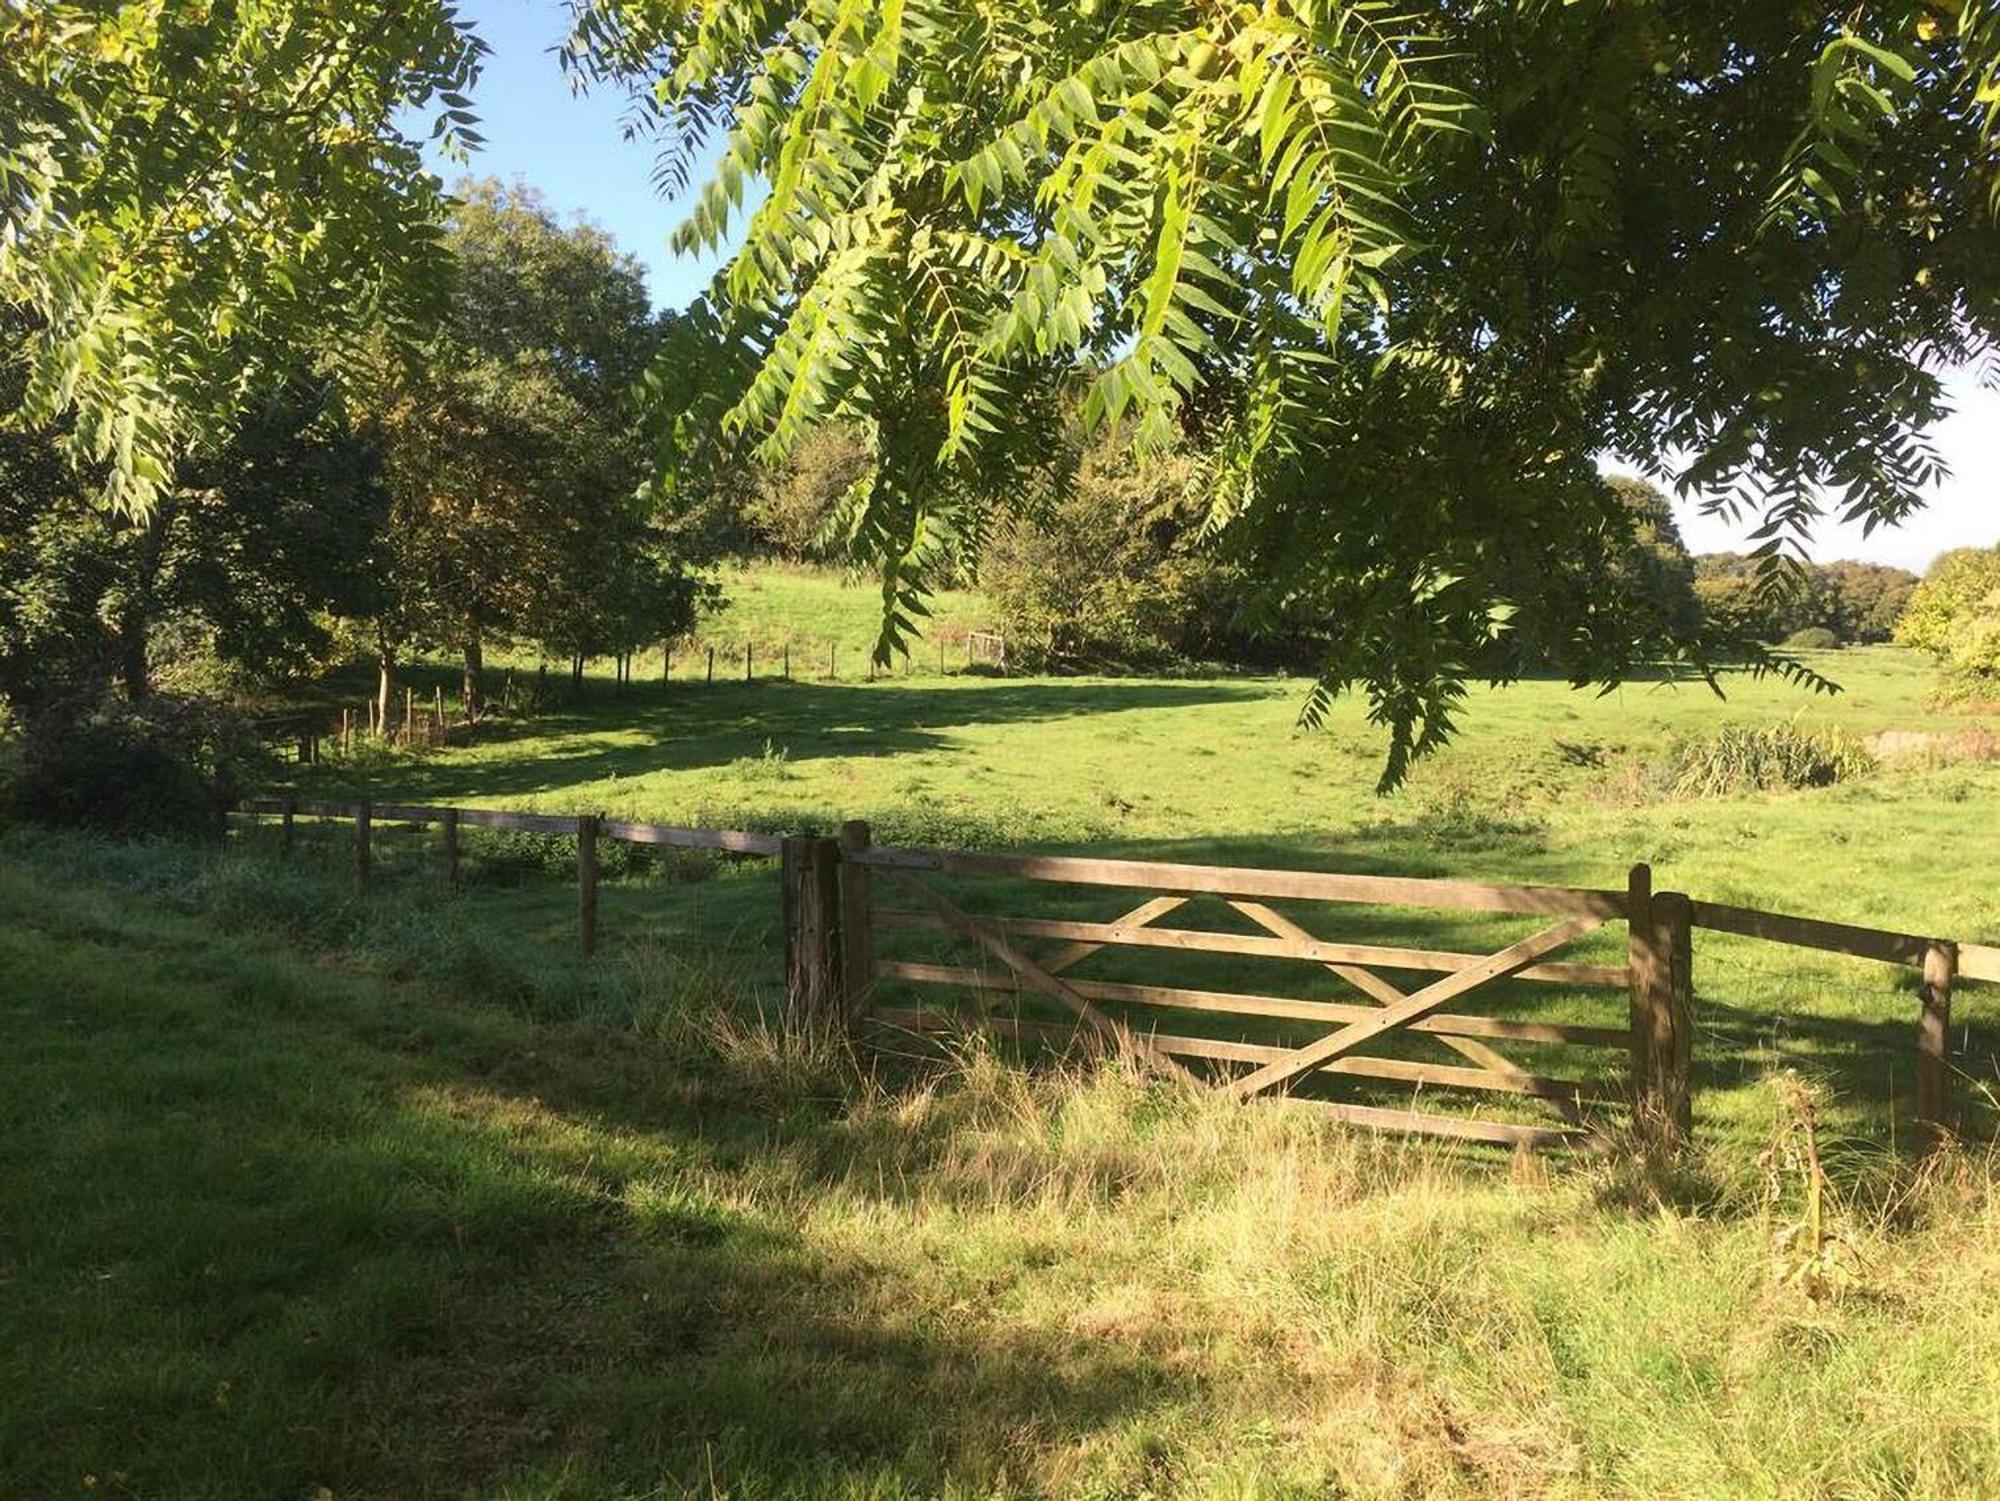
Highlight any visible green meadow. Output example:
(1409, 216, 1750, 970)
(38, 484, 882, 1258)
(302, 631, 2000, 1143)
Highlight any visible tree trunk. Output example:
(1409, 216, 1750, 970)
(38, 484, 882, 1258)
(115, 506, 168, 701)
(571, 652, 584, 688)
(118, 618, 149, 700)
(376, 651, 395, 737)
(461, 636, 485, 720)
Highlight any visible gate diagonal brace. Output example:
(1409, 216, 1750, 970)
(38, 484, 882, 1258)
(1228, 900, 1608, 1140)
(1229, 915, 1607, 1101)
(883, 872, 1203, 1088)
(969, 895, 1189, 1016)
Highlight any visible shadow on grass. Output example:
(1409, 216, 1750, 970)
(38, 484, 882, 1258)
(298, 676, 1275, 806)
(9, 823, 1997, 1498)
(0, 864, 1194, 1500)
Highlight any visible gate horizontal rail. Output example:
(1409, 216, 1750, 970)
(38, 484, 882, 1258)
(875, 909, 1628, 987)
(847, 844, 1628, 917)
(874, 962, 1634, 1047)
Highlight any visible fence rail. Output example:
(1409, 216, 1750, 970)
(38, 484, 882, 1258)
(848, 845, 1629, 917)
(232, 796, 1994, 1157)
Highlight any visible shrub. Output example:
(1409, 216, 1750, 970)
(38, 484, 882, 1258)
(1662, 720, 1874, 799)
(743, 425, 871, 560)
(1, 694, 271, 838)
(1896, 545, 2000, 703)
(981, 437, 1251, 670)
(1783, 626, 1841, 651)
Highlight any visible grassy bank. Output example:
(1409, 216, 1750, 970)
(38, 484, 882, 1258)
(5, 830, 2000, 1499)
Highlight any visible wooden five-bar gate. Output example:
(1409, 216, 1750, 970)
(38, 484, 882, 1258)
(835, 827, 1670, 1151)
(236, 799, 1996, 1156)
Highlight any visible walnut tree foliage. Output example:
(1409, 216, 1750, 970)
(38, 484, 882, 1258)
(568, 0, 2000, 783)
(1, 1, 485, 512)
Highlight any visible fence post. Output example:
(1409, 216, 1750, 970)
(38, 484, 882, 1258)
(280, 794, 296, 854)
(706, 646, 714, 684)
(838, 819, 874, 1025)
(1628, 865, 1692, 1155)
(577, 814, 599, 957)
(355, 801, 372, 891)
(828, 642, 836, 680)
(744, 641, 753, 682)
(663, 642, 672, 683)
(784, 642, 790, 681)
(1918, 939, 1958, 1143)
(783, 834, 843, 1033)
(1626, 862, 1658, 1110)
(1657, 891, 1694, 1147)
(440, 807, 459, 896)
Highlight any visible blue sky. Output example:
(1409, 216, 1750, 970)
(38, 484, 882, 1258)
(431, 0, 731, 308)
(441, 0, 1994, 571)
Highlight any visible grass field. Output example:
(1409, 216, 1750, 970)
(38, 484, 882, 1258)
(466, 563, 995, 688)
(9, 584, 2000, 1497)
(696, 561, 995, 665)
(299, 638, 2000, 1142)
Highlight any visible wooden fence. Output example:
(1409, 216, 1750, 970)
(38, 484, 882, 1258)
(254, 685, 463, 766)
(254, 635, 1013, 766)
(603, 631, 1011, 688)
(234, 799, 1997, 1156)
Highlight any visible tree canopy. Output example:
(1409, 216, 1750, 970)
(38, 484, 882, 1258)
(359, 180, 701, 715)
(1694, 552, 1920, 646)
(1, 1, 483, 510)
(1897, 544, 2000, 692)
(11, 3, 2000, 782)
(569, 0, 2000, 780)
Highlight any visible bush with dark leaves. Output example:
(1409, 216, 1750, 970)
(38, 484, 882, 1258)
(2, 694, 272, 838)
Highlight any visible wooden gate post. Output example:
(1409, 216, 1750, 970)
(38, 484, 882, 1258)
(783, 835, 843, 1033)
(355, 800, 372, 891)
(1918, 939, 1958, 1143)
(838, 820, 874, 1024)
(1627, 863, 1658, 1108)
(1656, 891, 1694, 1146)
(577, 814, 600, 957)
(440, 807, 459, 896)
(1628, 865, 1692, 1154)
